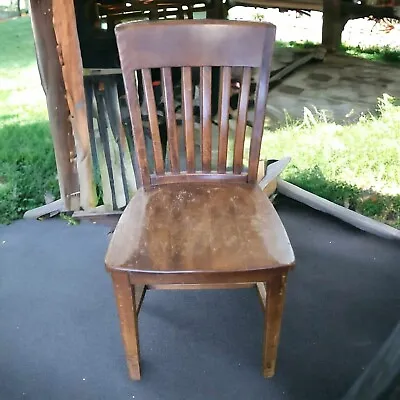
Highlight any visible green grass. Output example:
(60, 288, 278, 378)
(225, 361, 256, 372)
(276, 40, 400, 63)
(261, 95, 400, 228)
(0, 16, 399, 229)
(0, 17, 59, 224)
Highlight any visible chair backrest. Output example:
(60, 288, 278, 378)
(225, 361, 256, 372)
(115, 19, 276, 187)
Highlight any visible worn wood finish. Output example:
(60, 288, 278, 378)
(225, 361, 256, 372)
(124, 71, 150, 187)
(200, 66, 213, 172)
(263, 273, 288, 378)
(106, 184, 294, 278)
(148, 283, 256, 290)
(248, 31, 275, 183)
(52, 0, 97, 210)
(29, 0, 80, 211)
(150, 172, 248, 185)
(182, 67, 195, 173)
(111, 272, 141, 380)
(116, 20, 276, 184)
(107, 21, 293, 380)
(161, 68, 180, 173)
(233, 67, 252, 174)
(142, 69, 165, 175)
(116, 20, 273, 70)
(217, 67, 231, 173)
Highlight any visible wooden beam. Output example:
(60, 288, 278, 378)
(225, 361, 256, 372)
(52, 0, 97, 210)
(148, 283, 256, 290)
(29, 0, 80, 211)
(72, 207, 122, 229)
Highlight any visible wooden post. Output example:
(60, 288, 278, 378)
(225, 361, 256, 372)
(52, 0, 97, 210)
(29, 0, 80, 210)
(322, 0, 347, 52)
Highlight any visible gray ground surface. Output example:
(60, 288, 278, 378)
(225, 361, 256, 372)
(1, 197, 399, 400)
(268, 49, 400, 124)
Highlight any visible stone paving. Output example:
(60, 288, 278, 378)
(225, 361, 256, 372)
(267, 47, 400, 124)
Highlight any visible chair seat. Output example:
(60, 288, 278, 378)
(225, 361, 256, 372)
(105, 182, 294, 281)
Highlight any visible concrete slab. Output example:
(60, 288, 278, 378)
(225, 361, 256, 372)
(267, 49, 400, 124)
(1, 198, 399, 399)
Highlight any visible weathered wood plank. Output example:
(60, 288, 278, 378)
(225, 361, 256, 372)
(52, 0, 97, 210)
(29, 0, 80, 211)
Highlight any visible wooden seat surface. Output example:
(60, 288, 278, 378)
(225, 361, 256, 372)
(105, 182, 294, 281)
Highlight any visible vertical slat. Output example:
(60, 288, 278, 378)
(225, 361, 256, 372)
(141, 69, 165, 176)
(200, 66, 212, 173)
(94, 87, 118, 210)
(124, 70, 150, 187)
(217, 67, 231, 173)
(233, 67, 252, 174)
(248, 34, 275, 183)
(104, 77, 137, 200)
(161, 67, 180, 174)
(182, 67, 195, 173)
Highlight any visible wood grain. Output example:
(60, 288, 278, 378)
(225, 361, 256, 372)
(30, 0, 80, 211)
(161, 67, 180, 173)
(217, 66, 231, 173)
(111, 271, 141, 380)
(142, 69, 165, 175)
(52, 0, 97, 209)
(262, 273, 288, 378)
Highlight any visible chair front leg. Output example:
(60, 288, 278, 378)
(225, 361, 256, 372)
(111, 271, 141, 380)
(262, 272, 288, 378)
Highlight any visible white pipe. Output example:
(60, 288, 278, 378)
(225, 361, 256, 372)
(277, 179, 400, 241)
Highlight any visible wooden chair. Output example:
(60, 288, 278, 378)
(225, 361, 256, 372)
(105, 19, 295, 380)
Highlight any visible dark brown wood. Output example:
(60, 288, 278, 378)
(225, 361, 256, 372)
(115, 20, 273, 70)
(108, 20, 293, 380)
(263, 273, 288, 378)
(182, 67, 195, 173)
(116, 20, 276, 185)
(248, 30, 275, 183)
(142, 69, 165, 175)
(29, 0, 80, 211)
(124, 71, 151, 187)
(148, 283, 256, 290)
(111, 272, 141, 380)
(217, 66, 231, 173)
(161, 68, 180, 173)
(128, 268, 289, 285)
(105, 183, 294, 279)
(200, 66, 213, 173)
(150, 172, 248, 185)
(233, 67, 252, 174)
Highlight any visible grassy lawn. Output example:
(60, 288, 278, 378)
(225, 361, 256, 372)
(262, 96, 400, 228)
(0, 16, 399, 228)
(0, 17, 58, 224)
